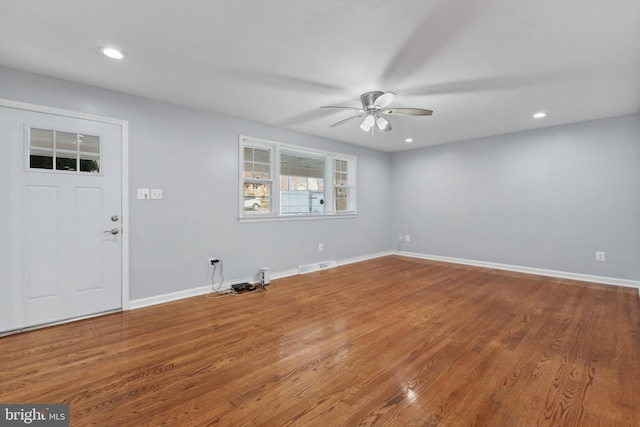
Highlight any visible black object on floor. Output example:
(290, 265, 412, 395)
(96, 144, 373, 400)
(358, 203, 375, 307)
(231, 283, 255, 292)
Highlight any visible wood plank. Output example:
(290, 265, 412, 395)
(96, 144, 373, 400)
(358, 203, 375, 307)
(1, 256, 638, 426)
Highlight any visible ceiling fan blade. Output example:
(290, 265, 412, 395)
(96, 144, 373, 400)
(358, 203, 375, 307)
(321, 105, 364, 112)
(380, 107, 433, 116)
(376, 116, 392, 132)
(360, 114, 375, 132)
(330, 114, 367, 127)
(372, 92, 396, 108)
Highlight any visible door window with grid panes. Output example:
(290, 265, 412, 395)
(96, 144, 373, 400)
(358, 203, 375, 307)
(29, 128, 100, 173)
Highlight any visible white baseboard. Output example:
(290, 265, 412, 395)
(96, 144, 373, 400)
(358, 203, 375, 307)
(129, 285, 217, 310)
(396, 250, 640, 292)
(128, 251, 393, 310)
(130, 250, 640, 310)
(130, 280, 243, 309)
(337, 250, 394, 267)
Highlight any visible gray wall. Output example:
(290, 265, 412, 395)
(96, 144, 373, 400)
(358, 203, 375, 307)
(2, 65, 638, 302)
(0, 66, 392, 299)
(391, 114, 640, 281)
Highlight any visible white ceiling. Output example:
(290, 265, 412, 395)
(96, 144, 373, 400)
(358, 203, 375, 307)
(1, 0, 639, 152)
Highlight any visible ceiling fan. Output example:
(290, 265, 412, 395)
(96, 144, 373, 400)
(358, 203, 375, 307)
(321, 91, 433, 133)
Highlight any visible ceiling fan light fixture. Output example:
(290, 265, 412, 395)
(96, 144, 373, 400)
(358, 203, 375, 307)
(360, 114, 375, 132)
(376, 116, 391, 132)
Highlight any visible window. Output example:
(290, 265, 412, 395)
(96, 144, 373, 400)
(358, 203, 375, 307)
(28, 128, 100, 173)
(280, 149, 325, 214)
(239, 136, 356, 220)
(334, 158, 352, 212)
(242, 145, 272, 213)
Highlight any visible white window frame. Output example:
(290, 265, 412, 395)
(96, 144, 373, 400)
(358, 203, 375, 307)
(239, 135, 357, 222)
(333, 155, 356, 213)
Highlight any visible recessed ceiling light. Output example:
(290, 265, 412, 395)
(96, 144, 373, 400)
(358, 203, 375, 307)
(101, 47, 125, 60)
(533, 112, 547, 119)
(405, 138, 413, 143)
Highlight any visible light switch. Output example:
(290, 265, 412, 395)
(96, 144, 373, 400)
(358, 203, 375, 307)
(151, 189, 163, 200)
(137, 188, 150, 200)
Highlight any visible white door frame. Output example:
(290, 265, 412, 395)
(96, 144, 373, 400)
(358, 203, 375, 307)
(1, 98, 130, 311)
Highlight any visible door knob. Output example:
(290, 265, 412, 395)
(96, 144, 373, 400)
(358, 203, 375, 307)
(104, 228, 120, 235)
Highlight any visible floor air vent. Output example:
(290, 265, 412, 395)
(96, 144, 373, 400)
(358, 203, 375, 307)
(297, 260, 338, 275)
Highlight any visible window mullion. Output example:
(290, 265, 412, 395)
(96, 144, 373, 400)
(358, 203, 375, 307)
(325, 155, 334, 213)
(273, 144, 281, 215)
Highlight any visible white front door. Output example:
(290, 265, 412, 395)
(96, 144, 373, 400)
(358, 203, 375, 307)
(0, 105, 124, 332)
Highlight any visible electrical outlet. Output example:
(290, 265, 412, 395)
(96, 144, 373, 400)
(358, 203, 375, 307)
(595, 252, 605, 262)
(150, 188, 163, 199)
(209, 257, 219, 265)
(405, 235, 411, 242)
(318, 243, 323, 252)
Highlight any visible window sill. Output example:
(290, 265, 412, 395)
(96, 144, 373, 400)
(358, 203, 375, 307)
(238, 212, 358, 223)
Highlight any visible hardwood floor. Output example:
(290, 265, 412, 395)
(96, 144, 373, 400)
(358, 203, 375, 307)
(1, 256, 638, 426)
